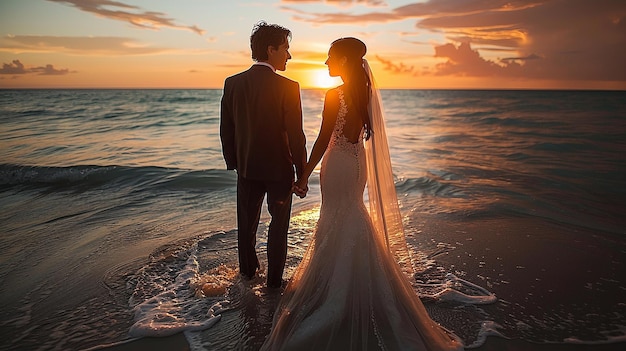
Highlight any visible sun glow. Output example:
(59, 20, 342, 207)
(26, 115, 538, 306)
(312, 69, 341, 89)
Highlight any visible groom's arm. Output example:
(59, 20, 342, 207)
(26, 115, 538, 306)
(284, 81, 307, 179)
(220, 78, 237, 170)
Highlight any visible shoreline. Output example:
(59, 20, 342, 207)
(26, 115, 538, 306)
(92, 216, 625, 351)
(95, 333, 626, 351)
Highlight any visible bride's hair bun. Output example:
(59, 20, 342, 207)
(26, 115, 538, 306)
(330, 37, 367, 60)
(329, 37, 371, 140)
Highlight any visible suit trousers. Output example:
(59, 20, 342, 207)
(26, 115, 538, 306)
(236, 174, 293, 286)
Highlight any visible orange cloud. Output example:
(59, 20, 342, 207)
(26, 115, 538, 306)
(292, 50, 332, 64)
(1, 35, 172, 56)
(284, 6, 401, 24)
(0, 60, 27, 75)
(286, 0, 626, 82)
(34, 64, 73, 75)
(433, 42, 521, 77)
(0, 60, 74, 76)
(424, 0, 626, 81)
(282, 0, 387, 7)
(47, 0, 205, 35)
(393, 0, 544, 18)
(375, 55, 416, 75)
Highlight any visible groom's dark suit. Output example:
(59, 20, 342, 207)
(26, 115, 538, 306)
(220, 64, 306, 287)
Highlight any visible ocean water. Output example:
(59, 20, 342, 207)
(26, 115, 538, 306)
(0, 88, 625, 350)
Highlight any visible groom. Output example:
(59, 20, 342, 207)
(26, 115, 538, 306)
(220, 21, 307, 289)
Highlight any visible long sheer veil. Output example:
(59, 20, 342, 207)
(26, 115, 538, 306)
(363, 59, 414, 277)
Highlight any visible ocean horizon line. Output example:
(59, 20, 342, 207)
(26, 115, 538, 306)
(1, 87, 625, 92)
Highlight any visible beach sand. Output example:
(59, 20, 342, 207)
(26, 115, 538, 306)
(95, 215, 625, 351)
(94, 335, 190, 351)
(97, 333, 626, 351)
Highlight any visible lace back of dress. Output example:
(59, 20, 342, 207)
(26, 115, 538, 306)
(328, 88, 363, 155)
(330, 89, 348, 145)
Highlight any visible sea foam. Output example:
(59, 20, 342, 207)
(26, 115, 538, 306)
(128, 243, 231, 337)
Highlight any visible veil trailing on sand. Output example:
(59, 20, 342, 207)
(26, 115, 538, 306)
(363, 59, 414, 277)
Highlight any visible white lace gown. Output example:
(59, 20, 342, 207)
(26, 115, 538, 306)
(260, 89, 463, 351)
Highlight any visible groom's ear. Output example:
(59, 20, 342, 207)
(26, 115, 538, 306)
(267, 45, 276, 58)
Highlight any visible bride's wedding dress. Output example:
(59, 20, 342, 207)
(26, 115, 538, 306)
(261, 82, 463, 350)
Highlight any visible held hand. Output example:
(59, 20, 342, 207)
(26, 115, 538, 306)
(293, 186, 306, 198)
(293, 179, 308, 198)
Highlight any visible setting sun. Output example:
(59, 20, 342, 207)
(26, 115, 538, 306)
(312, 69, 342, 89)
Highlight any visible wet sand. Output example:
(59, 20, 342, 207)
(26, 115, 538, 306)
(93, 335, 190, 351)
(97, 333, 626, 351)
(95, 215, 625, 351)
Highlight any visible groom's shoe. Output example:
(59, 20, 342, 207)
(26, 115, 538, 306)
(267, 279, 283, 289)
(240, 264, 261, 281)
(240, 272, 255, 281)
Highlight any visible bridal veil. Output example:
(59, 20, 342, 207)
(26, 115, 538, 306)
(363, 59, 414, 278)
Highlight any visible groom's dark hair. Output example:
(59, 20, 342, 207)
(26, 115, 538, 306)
(250, 21, 291, 62)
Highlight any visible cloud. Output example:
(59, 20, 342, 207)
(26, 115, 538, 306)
(422, 0, 626, 81)
(286, 0, 626, 81)
(375, 55, 416, 75)
(281, 0, 387, 7)
(433, 42, 522, 77)
(393, 0, 544, 18)
(0, 35, 172, 56)
(47, 0, 205, 35)
(0, 60, 74, 76)
(288, 50, 333, 69)
(32, 64, 72, 75)
(375, 42, 529, 79)
(0, 60, 28, 74)
(284, 6, 401, 24)
(501, 54, 541, 63)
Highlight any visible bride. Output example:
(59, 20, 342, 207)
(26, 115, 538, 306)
(260, 37, 463, 351)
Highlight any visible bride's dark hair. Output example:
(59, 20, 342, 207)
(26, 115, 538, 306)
(330, 37, 372, 140)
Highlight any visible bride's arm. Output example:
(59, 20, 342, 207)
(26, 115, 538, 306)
(295, 89, 340, 190)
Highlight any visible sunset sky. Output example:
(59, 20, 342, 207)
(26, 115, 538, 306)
(1, 0, 625, 89)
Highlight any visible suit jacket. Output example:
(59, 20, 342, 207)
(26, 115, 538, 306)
(220, 65, 307, 181)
